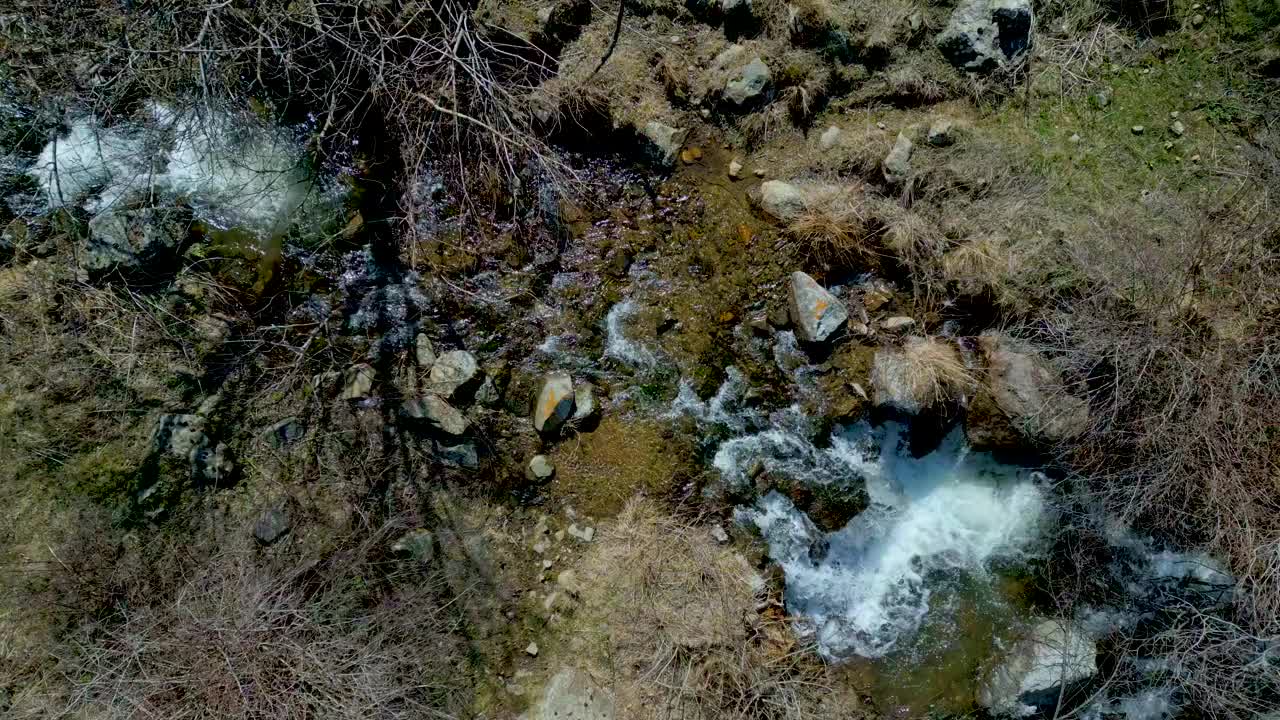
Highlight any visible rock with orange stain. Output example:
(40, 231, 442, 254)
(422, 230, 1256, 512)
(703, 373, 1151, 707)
(533, 372, 575, 434)
(788, 271, 848, 343)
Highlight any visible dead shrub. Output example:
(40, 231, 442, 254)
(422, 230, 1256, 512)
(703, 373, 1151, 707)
(575, 497, 836, 720)
(872, 336, 976, 413)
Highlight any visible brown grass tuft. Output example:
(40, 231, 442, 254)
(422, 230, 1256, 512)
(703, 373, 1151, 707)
(785, 184, 880, 266)
(872, 336, 977, 413)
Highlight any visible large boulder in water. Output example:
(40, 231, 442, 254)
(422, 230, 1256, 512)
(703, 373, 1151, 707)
(937, 0, 1033, 72)
(978, 619, 1097, 715)
(788, 271, 848, 343)
(966, 333, 1088, 448)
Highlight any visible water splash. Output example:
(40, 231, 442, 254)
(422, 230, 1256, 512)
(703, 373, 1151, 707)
(603, 299, 659, 368)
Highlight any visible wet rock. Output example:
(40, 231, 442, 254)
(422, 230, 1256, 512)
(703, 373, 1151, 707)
(429, 350, 479, 399)
(415, 333, 437, 366)
(757, 180, 807, 221)
(819, 125, 842, 149)
(977, 619, 1097, 715)
(267, 417, 305, 448)
(640, 121, 688, 168)
(973, 333, 1089, 444)
(527, 454, 556, 482)
(83, 205, 192, 274)
(533, 372, 575, 434)
(404, 394, 470, 436)
(437, 441, 479, 469)
(534, 668, 615, 720)
(392, 529, 436, 564)
(253, 506, 291, 544)
(788, 271, 848, 343)
(724, 57, 772, 108)
(882, 132, 914, 184)
(937, 0, 1034, 72)
(341, 363, 376, 400)
(927, 117, 956, 146)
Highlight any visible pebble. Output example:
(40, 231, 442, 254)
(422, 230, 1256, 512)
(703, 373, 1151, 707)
(542, 559, 553, 570)
(728, 158, 743, 179)
(1170, 120, 1185, 136)
(881, 316, 917, 331)
(525, 642, 539, 657)
(753, 167, 766, 178)
(876, 121, 886, 130)
(1069, 133, 1082, 143)
(1131, 125, 1145, 135)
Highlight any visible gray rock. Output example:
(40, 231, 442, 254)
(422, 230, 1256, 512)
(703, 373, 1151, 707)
(728, 158, 743, 179)
(415, 333, 437, 366)
(1131, 125, 1145, 135)
(937, 0, 1033, 72)
(267, 417, 305, 448)
(253, 507, 291, 544)
(429, 350, 479, 398)
(757, 180, 807, 221)
(1170, 120, 1185, 137)
(978, 619, 1097, 715)
(404, 394, 470, 436)
(571, 381, 599, 426)
(341, 363, 376, 400)
(533, 668, 615, 720)
(881, 316, 916, 331)
(724, 58, 772, 107)
(437, 441, 479, 469)
(788, 271, 848, 343)
(527, 454, 556, 483)
(978, 333, 1089, 442)
(83, 205, 191, 273)
(474, 375, 501, 406)
(927, 117, 956, 146)
(568, 523, 595, 542)
(533, 373, 575, 434)
(640, 121, 688, 167)
(392, 529, 436, 563)
(819, 125, 842, 149)
(882, 132, 914, 184)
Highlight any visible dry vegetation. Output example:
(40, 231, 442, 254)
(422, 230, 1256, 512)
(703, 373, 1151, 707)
(872, 336, 976, 413)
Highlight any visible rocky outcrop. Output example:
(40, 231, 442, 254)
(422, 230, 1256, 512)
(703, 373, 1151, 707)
(788, 271, 848, 343)
(937, 0, 1034, 72)
(978, 619, 1097, 715)
(533, 372, 575, 434)
(966, 333, 1088, 448)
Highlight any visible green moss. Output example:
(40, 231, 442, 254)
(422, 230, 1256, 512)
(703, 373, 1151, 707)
(62, 440, 142, 505)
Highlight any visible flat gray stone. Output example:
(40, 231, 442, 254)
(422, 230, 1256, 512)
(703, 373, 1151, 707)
(404, 394, 470, 436)
(757, 180, 807, 221)
(429, 350, 479, 398)
(724, 57, 772, 107)
(527, 454, 556, 482)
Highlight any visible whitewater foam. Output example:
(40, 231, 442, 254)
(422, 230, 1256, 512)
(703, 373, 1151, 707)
(737, 423, 1048, 659)
(603, 299, 659, 368)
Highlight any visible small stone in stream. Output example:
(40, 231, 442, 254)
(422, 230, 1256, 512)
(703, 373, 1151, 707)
(533, 373, 575, 434)
(253, 507, 291, 545)
(392, 529, 436, 564)
(567, 524, 595, 542)
(640, 121, 688, 167)
(341, 363, 375, 400)
(415, 333, 436, 366)
(526, 454, 556, 483)
(789, 271, 849, 343)
(881, 316, 916, 331)
(404, 394, 469, 436)
(819, 125, 842, 149)
(1131, 125, 1145, 135)
(711, 525, 730, 544)
(882, 132, 914, 184)
(757, 180, 807, 221)
(268, 417, 305, 448)
(927, 117, 956, 146)
(728, 158, 743, 179)
(437, 441, 479, 468)
(1170, 120, 1185, 136)
(724, 57, 772, 107)
(525, 642, 539, 657)
(571, 382, 600, 427)
(429, 350, 480, 398)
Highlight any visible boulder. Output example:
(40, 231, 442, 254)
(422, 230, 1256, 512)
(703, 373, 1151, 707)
(757, 180, 807, 221)
(640, 121, 688, 168)
(977, 619, 1097, 715)
(882, 131, 914, 184)
(83, 205, 192, 273)
(404, 394, 470, 436)
(341, 363, 376, 400)
(527, 454, 556, 482)
(724, 58, 772, 108)
(970, 333, 1088, 445)
(533, 668, 615, 720)
(533, 373, 575, 434)
(253, 506, 291, 544)
(788, 271, 848, 343)
(428, 350, 479, 398)
(937, 0, 1033, 72)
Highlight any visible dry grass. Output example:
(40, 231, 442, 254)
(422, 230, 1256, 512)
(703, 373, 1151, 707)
(572, 497, 848, 720)
(784, 184, 879, 266)
(872, 336, 977, 413)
